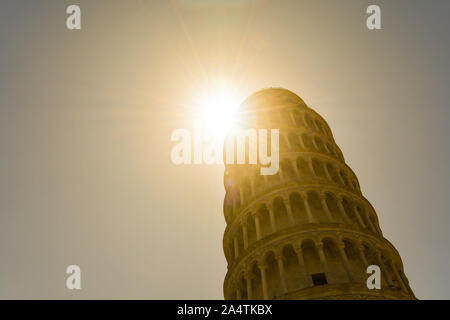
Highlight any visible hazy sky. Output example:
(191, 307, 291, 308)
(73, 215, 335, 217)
(0, 0, 449, 299)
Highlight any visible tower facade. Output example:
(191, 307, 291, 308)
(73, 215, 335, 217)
(222, 88, 415, 300)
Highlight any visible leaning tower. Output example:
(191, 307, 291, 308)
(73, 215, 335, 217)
(222, 88, 416, 300)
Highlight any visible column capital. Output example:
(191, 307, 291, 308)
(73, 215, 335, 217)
(274, 252, 284, 261)
(375, 247, 385, 257)
(356, 241, 366, 251)
(315, 242, 324, 251)
(294, 241, 303, 253)
(257, 261, 267, 270)
(244, 270, 254, 281)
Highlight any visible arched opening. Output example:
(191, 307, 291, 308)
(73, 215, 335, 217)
(308, 191, 328, 223)
(340, 170, 352, 189)
(281, 159, 295, 181)
(281, 244, 302, 291)
(265, 251, 283, 299)
(342, 197, 359, 227)
(314, 136, 327, 153)
(363, 244, 388, 287)
(257, 204, 272, 238)
(281, 109, 293, 126)
(382, 253, 399, 289)
(314, 119, 326, 135)
(302, 134, 314, 150)
(289, 192, 307, 225)
(325, 192, 342, 223)
(292, 110, 304, 127)
(343, 239, 366, 283)
(302, 239, 323, 283)
(326, 142, 337, 158)
(296, 157, 311, 178)
(273, 197, 290, 230)
(246, 214, 256, 246)
(312, 158, 326, 179)
(238, 273, 248, 300)
(279, 133, 288, 152)
(369, 213, 380, 234)
(357, 206, 371, 231)
(305, 113, 314, 130)
(322, 238, 347, 283)
(326, 163, 340, 184)
(288, 132, 301, 150)
(250, 262, 263, 300)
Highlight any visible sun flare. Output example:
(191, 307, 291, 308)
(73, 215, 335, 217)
(197, 83, 240, 140)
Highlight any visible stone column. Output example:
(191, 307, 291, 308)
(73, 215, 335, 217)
(357, 244, 368, 269)
(337, 242, 355, 282)
(308, 159, 316, 178)
(289, 111, 296, 126)
(236, 287, 242, 300)
(233, 237, 239, 259)
(285, 134, 291, 150)
(337, 196, 351, 224)
(295, 246, 312, 287)
(316, 242, 330, 278)
(338, 169, 346, 186)
(258, 262, 269, 300)
(292, 159, 300, 178)
(253, 213, 262, 240)
(301, 192, 315, 223)
(283, 196, 296, 226)
(353, 204, 366, 229)
(267, 204, 277, 232)
(299, 134, 306, 149)
(320, 193, 333, 222)
(364, 208, 377, 233)
(323, 163, 332, 181)
(375, 249, 394, 287)
(242, 223, 248, 250)
(312, 136, 319, 151)
(245, 271, 253, 300)
(275, 254, 288, 293)
(390, 261, 408, 292)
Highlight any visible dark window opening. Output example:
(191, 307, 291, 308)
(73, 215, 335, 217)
(312, 273, 327, 286)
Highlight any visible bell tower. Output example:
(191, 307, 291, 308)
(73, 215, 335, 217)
(222, 88, 416, 300)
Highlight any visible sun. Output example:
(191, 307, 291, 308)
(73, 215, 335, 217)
(197, 82, 240, 140)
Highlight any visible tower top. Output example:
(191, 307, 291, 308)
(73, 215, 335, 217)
(240, 87, 307, 111)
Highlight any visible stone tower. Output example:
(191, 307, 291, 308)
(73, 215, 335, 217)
(222, 88, 416, 300)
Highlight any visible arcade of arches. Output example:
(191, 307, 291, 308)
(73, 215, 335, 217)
(222, 88, 416, 300)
